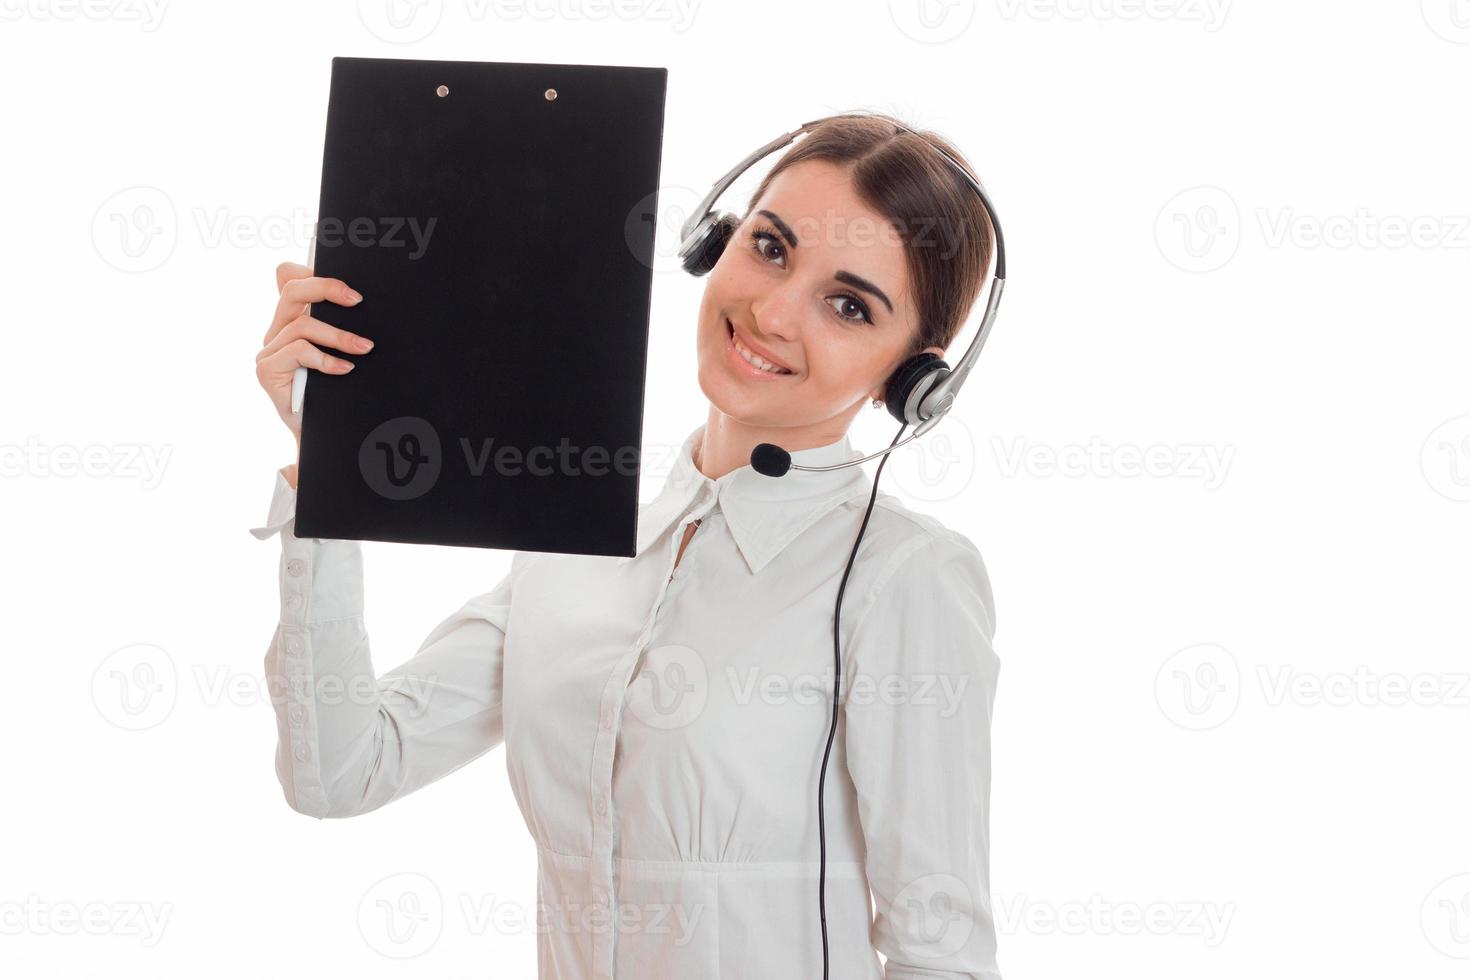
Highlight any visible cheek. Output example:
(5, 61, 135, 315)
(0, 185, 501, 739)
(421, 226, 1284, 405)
(805, 332, 878, 389)
(706, 245, 752, 297)
(697, 256, 739, 325)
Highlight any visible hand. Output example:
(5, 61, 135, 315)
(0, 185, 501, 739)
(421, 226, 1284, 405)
(255, 262, 374, 483)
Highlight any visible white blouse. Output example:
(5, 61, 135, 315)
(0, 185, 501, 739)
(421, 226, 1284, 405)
(250, 422, 1002, 980)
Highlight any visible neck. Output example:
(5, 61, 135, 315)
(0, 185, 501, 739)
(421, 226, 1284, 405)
(695, 403, 859, 480)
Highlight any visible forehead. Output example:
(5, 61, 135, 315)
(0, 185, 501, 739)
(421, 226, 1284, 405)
(752, 159, 911, 290)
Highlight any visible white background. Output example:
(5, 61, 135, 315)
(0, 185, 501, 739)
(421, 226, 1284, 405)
(2, 1, 1468, 977)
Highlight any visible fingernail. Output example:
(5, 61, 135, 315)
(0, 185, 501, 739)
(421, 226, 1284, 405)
(357, 337, 374, 351)
(344, 288, 362, 303)
(340, 359, 355, 371)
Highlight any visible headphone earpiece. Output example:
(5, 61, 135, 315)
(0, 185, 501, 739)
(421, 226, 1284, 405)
(678, 212, 739, 277)
(883, 351, 950, 424)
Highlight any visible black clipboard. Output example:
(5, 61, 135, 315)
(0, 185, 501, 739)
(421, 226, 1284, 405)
(294, 56, 667, 557)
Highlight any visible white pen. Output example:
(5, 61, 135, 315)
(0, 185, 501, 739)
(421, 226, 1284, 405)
(291, 229, 316, 415)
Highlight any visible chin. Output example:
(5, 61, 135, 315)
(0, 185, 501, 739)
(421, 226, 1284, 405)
(697, 363, 784, 428)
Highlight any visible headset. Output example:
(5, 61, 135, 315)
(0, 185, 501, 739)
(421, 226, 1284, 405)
(676, 110, 1007, 978)
(678, 111, 1006, 444)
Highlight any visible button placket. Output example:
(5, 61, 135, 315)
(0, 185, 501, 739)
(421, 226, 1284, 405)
(588, 497, 714, 979)
(284, 630, 310, 764)
(280, 544, 314, 791)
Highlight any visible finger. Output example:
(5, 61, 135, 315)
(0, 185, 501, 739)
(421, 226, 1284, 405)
(275, 261, 312, 295)
(255, 338, 356, 388)
(264, 276, 362, 344)
(257, 313, 373, 361)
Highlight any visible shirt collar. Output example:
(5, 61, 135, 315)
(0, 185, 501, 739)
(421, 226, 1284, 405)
(626, 423, 873, 575)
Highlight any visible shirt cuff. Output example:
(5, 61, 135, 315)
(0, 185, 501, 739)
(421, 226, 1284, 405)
(249, 465, 298, 540)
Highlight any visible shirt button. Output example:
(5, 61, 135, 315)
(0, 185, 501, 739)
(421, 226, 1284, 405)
(595, 798, 607, 816)
(286, 558, 306, 578)
(288, 705, 305, 726)
(285, 636, 302, 656)
(293, 743, 311, 762)
(284, 594, 302, 610)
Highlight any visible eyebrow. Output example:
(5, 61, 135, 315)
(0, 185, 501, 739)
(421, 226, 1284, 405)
(758, 209, 895, 315)
(834, 271, 894, 315)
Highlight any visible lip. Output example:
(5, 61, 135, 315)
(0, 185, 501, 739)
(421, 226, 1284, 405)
(725, 318, 796, 378)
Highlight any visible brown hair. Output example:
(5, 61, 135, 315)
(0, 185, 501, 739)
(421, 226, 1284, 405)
(740, 111, 994, 361)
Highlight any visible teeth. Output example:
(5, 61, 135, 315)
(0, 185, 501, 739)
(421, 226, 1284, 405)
(731, 328, 791, 374)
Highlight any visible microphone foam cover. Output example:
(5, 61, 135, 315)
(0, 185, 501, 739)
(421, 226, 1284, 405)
(750, 442, 792, 478)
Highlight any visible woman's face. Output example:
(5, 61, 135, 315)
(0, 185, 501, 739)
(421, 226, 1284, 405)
(695, 159, 943, 436)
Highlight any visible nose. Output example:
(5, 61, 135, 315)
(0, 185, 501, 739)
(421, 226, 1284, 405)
(750, 284, 801, 345)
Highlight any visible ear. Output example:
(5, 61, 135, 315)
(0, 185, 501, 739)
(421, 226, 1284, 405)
(868, 345, 946, 403)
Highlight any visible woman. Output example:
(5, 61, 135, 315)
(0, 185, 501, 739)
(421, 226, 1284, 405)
(251, 112, 1002, 980)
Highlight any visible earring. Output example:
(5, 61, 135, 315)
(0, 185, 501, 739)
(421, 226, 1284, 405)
(870, 397, 883, 410)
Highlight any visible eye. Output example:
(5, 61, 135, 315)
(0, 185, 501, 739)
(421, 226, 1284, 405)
(749, 227, 785, 266)
(749, 224, 875, 326)
(826, 294, 874, 325)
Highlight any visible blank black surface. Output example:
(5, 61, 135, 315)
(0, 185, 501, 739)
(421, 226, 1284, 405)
(294, 56, 667, 557)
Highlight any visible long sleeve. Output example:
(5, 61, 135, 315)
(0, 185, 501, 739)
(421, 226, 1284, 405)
(843, 532, 1002, 980)
(249, 465, 512, 819)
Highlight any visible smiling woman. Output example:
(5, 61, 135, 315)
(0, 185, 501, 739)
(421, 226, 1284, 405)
(252, 109, 1006, 980)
